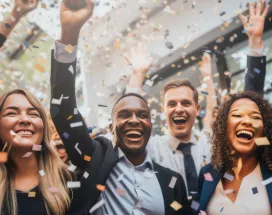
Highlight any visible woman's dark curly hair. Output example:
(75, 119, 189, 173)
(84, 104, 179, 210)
(212, 91, 272, 171)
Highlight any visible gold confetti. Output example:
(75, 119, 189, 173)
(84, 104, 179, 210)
(113, 40, 120, 49)
(170, 201, 182, 211)
(84, 155, 91, 162)
(67, 115, 73, 120)
(34, 64, 45, 73)
(65, 44, 75, 54)
(255, 137, 270, 146)
(96, 184, 106, 192)
(28, 192, 36, 197)
(41, 3, 46, 9)
(0, 152, 8, 163)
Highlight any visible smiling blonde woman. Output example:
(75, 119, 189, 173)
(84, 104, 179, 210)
(0, 89, 72, 215)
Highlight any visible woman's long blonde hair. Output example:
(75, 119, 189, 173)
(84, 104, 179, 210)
(0, 89, 72, 215)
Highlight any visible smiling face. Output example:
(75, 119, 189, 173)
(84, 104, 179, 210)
(0, 93, 44, 149)
(227, 98, 264, 156)
(111, 96, 152, 155)
(163, 86, 200, 141)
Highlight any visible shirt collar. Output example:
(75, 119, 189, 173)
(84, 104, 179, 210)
(117, 148, 154, 170)
(166, 130, 197, 152)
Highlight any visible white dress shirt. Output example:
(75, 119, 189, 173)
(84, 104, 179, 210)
(206, 164, 271, 215)
(147, 130, 211, 195)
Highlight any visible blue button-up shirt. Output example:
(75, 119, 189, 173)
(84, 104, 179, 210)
(93, 149, 165, 215)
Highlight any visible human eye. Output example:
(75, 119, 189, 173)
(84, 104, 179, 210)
(29, 111, 40, 117)
(5, 111, 17, 116)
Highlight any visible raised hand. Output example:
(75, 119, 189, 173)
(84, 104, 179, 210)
(124, 43, 153, 75)
(13, 0, 39, 18)
(60, 0, 95, 45)
(240, 0, 270, 48)
(200, 53, 212, 77)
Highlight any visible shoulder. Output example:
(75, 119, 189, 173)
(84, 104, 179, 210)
(93, 136, 114, 149)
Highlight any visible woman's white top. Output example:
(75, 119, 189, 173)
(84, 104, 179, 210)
(206, 164, 271, 215)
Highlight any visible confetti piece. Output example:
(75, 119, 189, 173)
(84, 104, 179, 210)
(220, 11, 226, 16)
(65, 44, 75, 54)
(48, 187, 60, 193)
(23, 41, 30, 49)
(39, 170, 45, 177)
(70, 122, 83, 128)
(84, 155, 91, 162)
(200, 210, 207, 215)
(67, 181, 81, 188)
(117, 173, 125, 181)
(220, 207, 224, 212)
(170, 201, 182, 211)
(75, 143, 82, 155)
(23, 152, 33, 158)
(67, 115, 73, 120)
(68, 65, 74, 74)
(89, 199, 105, 213)
(62, 132, 70, 139)
(41, 2, 46, 8)
(169, 176, 177, 188)
(223, 172, 234, 181)
(145, 79, 154, 87)
(255, 137, 270, 146)
(204, 173, 213, 181)
(98, 104, 108, 107)
(224, 189, 234, 194)
(191, 201, 200, 211)
(28, 192, 36, 197)
(32, 145, 42, 151)
(201, 91, 208, 96)
(254, 68, 261, 74)
(96, 184, 105, 192)
(0, 152, 8, 163)
(252, 187, 258, 194)
(83, 171, 89, 179)
(165, 41, 174, 49)
(74, 108, 78, 115)
(51, 95, 64, 105)
(34, 64, 45, 73)
(116, 187, 126, 196)
(261, 177, 272, 186)
(67, 163, 77, 172)
(4, 23, 11, 28)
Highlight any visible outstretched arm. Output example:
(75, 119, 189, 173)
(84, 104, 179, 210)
(200, 53, 217, 129)
(0, 0, 39, 47)
(50, 0, 95, 169)
(125, 43, 153, 94)
(240, 0, 270, 94)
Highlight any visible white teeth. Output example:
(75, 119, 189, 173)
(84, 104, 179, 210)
(126, 130, 141, 136)
(173, 117, 186, 120)
(17, 131, 32, 135)
(236, 130, 253, 138)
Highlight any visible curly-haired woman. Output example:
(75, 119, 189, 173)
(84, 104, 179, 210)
(198, 91, 272, 215)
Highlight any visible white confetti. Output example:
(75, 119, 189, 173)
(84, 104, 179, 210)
(223, 173, 234, 181)
(75, 143, 82, 155)
(89, 199, 105, 213)
(74, 108, 78, 115)
(32, 145, 42, 151)
(261, 177, 272, 186)
(67, 163, 77, 172)
(83, 171, 89, 179)
(67, 181, 81, 188)
(70, 122, 83, 128)
(169, 176, 177, 188)
(68, 65, 74, 74)
(23, 152, 32, 158)
(39, 170, 45, 176)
